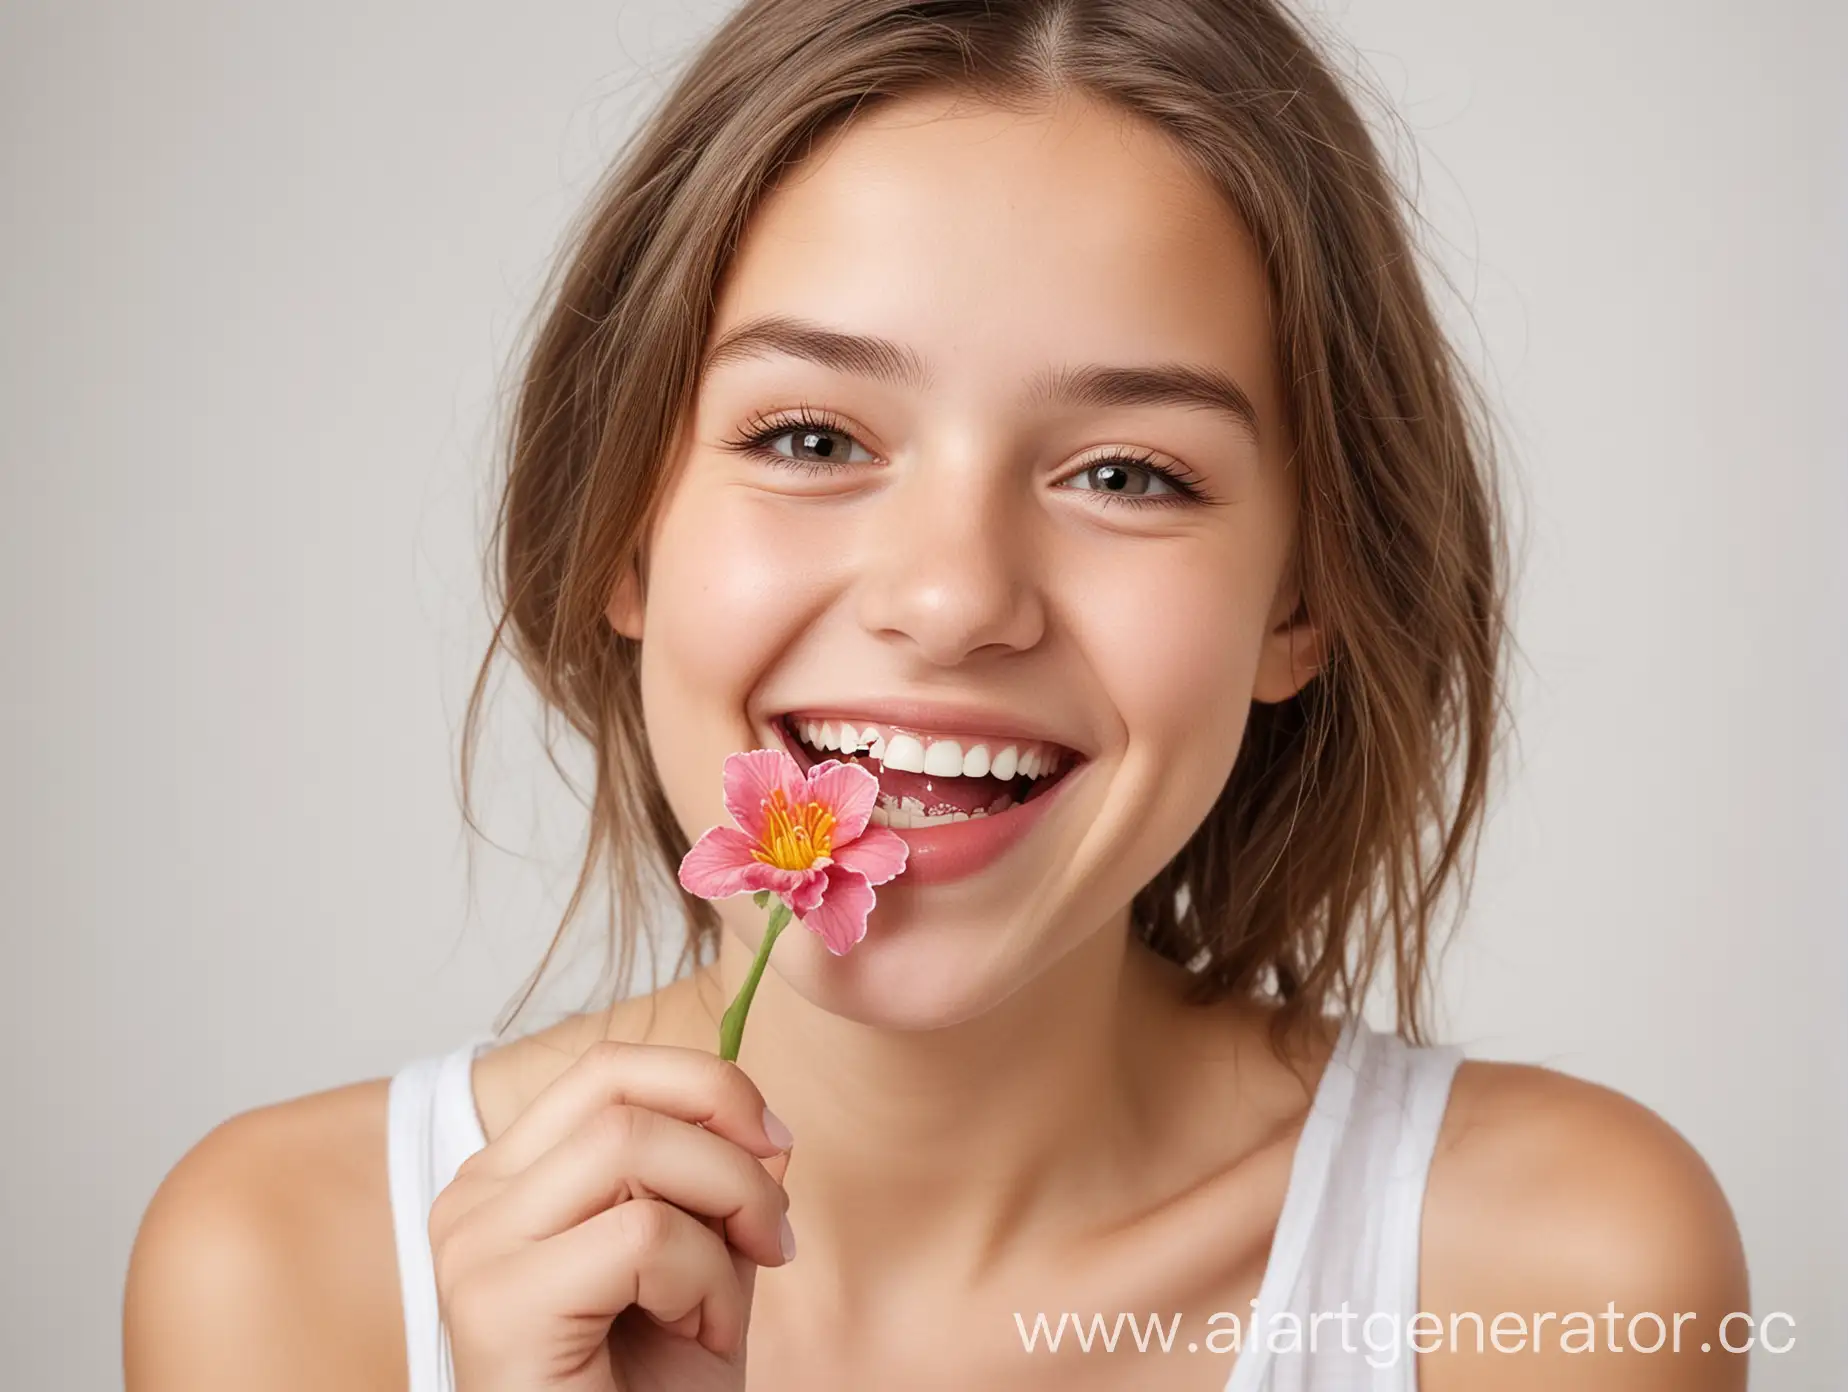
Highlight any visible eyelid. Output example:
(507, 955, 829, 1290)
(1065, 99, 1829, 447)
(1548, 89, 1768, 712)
(1050, 449, 1209, 502)
(721, 404, 884, 467)
(744, 401, 857, 435)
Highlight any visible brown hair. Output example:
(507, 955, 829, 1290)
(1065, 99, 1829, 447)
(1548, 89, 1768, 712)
(462, 0, 1518, 1046)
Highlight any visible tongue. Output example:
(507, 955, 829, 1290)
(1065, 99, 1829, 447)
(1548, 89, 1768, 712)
(833, 754, 1012, 815)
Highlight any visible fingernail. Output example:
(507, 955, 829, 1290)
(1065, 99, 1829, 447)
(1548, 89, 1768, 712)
(762, 1105, 794, 1150)
(778, 1212, 797, 1261)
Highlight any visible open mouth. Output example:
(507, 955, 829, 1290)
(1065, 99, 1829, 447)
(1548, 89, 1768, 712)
(773, 713, 1081, 829)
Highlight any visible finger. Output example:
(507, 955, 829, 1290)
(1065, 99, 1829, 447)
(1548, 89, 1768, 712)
(764, 1146, 792, 1186)
(508, 1198, 752, 1360)
(483, 1041, 789, 1172)
(473, 1103, 792, 1268)
(732, 1244, 758, 1319)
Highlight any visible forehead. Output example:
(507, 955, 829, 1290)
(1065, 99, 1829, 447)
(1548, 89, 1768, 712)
(707, 91, 1279, 417)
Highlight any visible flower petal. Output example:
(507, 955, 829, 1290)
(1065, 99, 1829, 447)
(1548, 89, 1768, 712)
(831, 825, 909, 886)
(677, 826, 770, 900)
(721, 748, 806, 840)
(798, 758, 881, 843)
(783, 864, 830, 917)
(739, 861, 814, 899)
(797, 864, 876, 955)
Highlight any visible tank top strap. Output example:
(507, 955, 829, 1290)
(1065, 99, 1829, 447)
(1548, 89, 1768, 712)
(387, 1035, 495, 1392)
(1225, 1017, 1465, 1391)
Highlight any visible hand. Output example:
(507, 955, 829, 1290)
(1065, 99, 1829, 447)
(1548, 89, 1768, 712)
(428, 1041, 795, 1392)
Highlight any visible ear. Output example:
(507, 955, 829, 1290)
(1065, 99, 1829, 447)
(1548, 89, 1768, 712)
(1251, 564, 1324, 705)
(606, 560, 645, 640)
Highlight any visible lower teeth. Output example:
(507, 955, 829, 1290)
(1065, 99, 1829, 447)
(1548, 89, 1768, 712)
(868, 794, 1014, 830)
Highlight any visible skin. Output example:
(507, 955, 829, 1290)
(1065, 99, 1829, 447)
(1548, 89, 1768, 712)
(125, 92, 1748, 1390)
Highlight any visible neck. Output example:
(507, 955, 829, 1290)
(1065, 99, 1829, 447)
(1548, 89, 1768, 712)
(700, 910, 1182, 1298)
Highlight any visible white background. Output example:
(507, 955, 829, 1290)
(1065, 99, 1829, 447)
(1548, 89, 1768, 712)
(2, 1, 1842, 1385)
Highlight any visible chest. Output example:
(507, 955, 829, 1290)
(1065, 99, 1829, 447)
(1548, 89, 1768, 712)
(742, 1196, 1282, 1392)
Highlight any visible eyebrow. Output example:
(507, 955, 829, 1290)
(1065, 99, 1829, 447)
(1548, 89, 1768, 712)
(700, 313, 1261, 443)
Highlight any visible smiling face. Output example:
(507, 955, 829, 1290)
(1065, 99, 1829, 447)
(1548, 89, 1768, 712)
(612, 89, 1321, 1029)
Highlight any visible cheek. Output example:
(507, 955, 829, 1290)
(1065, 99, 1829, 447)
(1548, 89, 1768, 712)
(637, 484, 832, 824)
(1062, 535, 1272, 825)
(646, 495, 799, 692)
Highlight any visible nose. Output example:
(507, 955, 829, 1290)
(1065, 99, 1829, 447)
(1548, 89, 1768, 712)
(852, 450, 1047, 666)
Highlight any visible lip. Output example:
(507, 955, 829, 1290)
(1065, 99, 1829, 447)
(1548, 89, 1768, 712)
(766, 706, 1085, 887)
(883, 766, 1076, 885)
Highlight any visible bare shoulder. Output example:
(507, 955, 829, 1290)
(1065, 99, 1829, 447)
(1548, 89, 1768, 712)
(1416, 1057, 1750, 1390)
(124, 1076, 405, 1391)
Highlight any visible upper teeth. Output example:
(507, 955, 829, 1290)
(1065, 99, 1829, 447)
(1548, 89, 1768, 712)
(793, 718, 1064, 780)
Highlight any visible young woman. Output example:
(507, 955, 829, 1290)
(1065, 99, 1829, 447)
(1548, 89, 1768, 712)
(124, 1, 1748, 1388)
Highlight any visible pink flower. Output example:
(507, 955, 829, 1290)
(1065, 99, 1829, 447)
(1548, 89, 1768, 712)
(678, 748, 909, 954)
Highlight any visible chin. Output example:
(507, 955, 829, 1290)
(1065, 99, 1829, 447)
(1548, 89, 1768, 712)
(764, 896, 1064, 1032)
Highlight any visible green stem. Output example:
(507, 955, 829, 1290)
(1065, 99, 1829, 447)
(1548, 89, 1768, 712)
(718, 900, 791, 1062)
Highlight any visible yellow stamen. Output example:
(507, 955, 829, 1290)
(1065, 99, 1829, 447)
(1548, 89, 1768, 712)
(751, 788, 836, 871)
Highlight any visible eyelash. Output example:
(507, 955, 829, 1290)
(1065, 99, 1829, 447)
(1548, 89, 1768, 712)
(719, 406, 1213, 507)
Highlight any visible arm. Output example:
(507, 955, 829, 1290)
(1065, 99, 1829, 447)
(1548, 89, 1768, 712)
(123, 1085, 403, 1391)
(1417, 1061, 1750, 1391)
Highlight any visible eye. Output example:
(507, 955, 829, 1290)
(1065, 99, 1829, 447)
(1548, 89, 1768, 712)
(1055, 452, 1206, 506)
(722, 408, 878, 474)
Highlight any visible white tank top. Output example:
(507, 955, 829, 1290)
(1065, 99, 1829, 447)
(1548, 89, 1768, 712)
(387, 1016, 1463, 1391)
